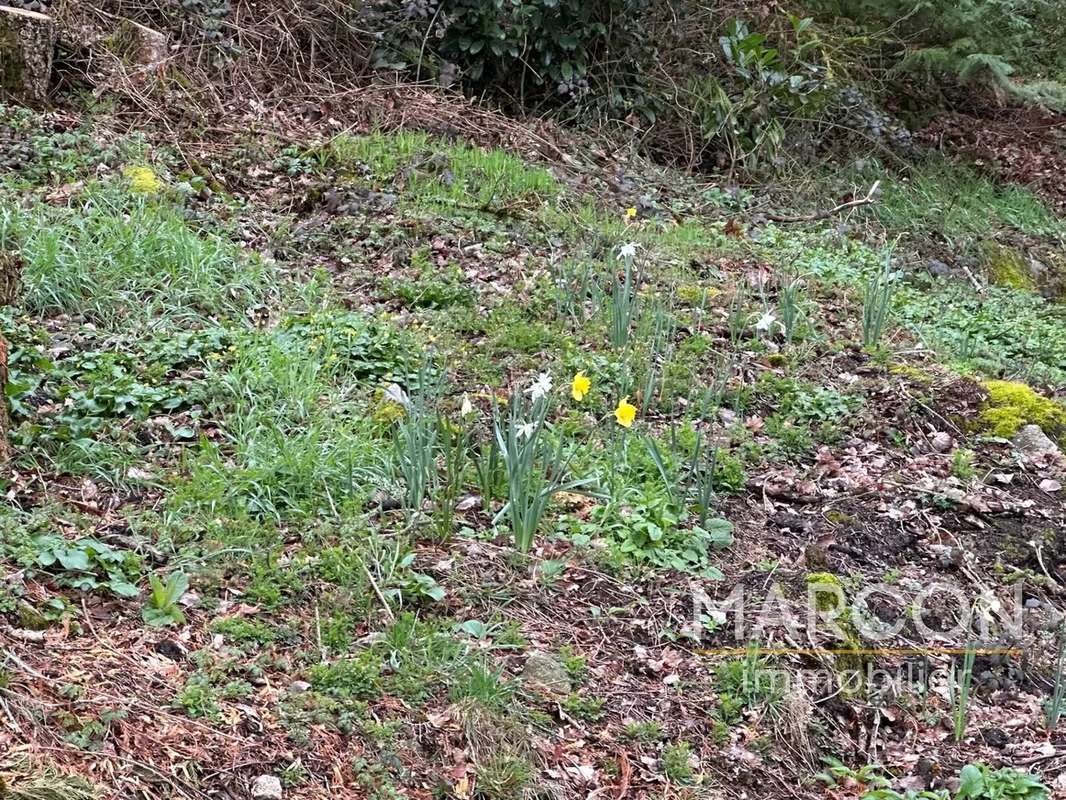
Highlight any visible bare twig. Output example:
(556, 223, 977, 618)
(765, 180, 882, 224)
(362, 563, 397, 623)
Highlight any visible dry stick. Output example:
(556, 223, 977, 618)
(765, 180, 882, 224)
(960, 262, 986, 294)
(362, 563, 397, 623)
(2, 648, 50, 681)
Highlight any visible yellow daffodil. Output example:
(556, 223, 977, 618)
(571, 371, 590, 401)
(614, 396, 637, 428)
(625, 206, 637, 219)
(124, 166, 162, 195)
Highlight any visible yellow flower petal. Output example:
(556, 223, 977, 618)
(614, 396, 637, 428)
(571, 371, 591, 401)
(625, 207, 637, 218)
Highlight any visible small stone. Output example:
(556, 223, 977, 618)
(288, 680, 311, 693)
(1039, 478, 1062, 493)
(251, 775, 282, 800)
(1025, 598, 1041, 609)
(1013, 425, 1061, 460)
(926, 258, 952, 278)
(930, 431, 952, 453)
(522, 651, 570, 695)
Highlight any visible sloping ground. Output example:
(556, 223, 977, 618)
(1, 105, 1066, 800)
(924, 108, 1066, 215)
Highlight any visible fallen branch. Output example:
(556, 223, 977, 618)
(765, 180, 882, 224)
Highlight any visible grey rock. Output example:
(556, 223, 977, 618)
(930, 431, 953, 453)
(288, 680, 311, 693)
(926, 258, 952, 278)
(1025, 598, 1041, 609)
(1012, 425, 1061, 460)
(251, 775, 282, 800)
(522, 651, 570, 695)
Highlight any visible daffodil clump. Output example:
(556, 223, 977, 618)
(495, 372, 595, 550)
(488, 368, 648, 551)
(609, 243, 640, 348)
(124, 166, 163, 195)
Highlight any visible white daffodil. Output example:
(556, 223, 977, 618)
(618, 242, 638, 260)
(384, 383, 411, 409)
(753, 310, 779, 334)
(525, 372, 553, 403)
(517, 421, 537, 440)
(460, 394, 474, 418)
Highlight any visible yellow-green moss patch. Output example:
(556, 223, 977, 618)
(979, 380, 1066, 438)
(888, 363, 934, 386)
(980, 241, 1034, 290)
(805, 572, 845, 612)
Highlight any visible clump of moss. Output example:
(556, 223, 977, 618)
(804, 572, 869, 680)
(888, 363, 933, 386)
(675, 284, 721, 306)
(805, 572, 844, 612)
(979, 380, 1066, 439)
(123, 165, 163, 195)
(981, 241, 1034, 290)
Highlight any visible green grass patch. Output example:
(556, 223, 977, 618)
(329, 131, 558, 211)
(834, 157, 1066, 246)
(2, 183, 274, 329)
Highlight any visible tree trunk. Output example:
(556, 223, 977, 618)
(0, 5, 56, 105)
(0, 250, 22, 465)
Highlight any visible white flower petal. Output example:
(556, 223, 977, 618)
(753, 311, 777, 333)
(524, 372, 553, 402)
(384, 383, 411, 408)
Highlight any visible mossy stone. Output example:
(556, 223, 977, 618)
(805, 572, 844, 612)
(17, 601, 50, 631)
(980, 241, 1034, 291)
(980, 380, 1066, 440)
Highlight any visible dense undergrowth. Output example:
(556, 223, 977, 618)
(1, 104, 1065, 799)
(79, 0, 1066, 177)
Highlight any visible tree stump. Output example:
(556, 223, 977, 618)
(0, 5, 56, 104)
(113, 18, 168, 72)
(0, 249, 21, 464)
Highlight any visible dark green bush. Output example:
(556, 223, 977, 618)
(365, 0, 657, 118)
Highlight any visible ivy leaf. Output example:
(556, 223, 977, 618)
(107, 575, 140, 598)
(56, 548, 91, 571)
(957, 764, 984, 799)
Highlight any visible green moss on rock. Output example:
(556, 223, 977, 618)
(981, 241, 1034, 290)
(805, 572, 844, 611)
(979, 380, 1066, 439)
